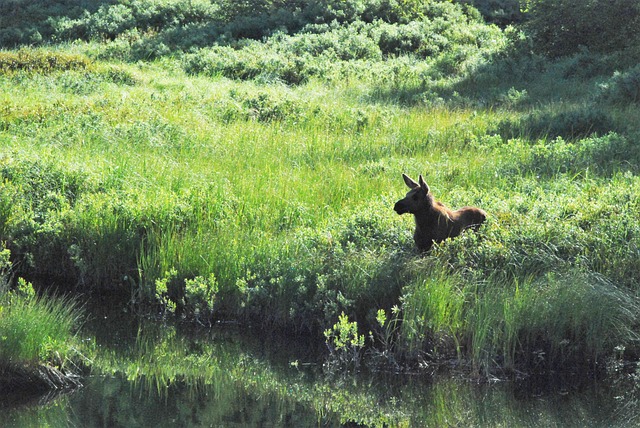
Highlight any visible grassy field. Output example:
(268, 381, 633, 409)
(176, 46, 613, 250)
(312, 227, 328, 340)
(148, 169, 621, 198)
(1, 0, 640, 376)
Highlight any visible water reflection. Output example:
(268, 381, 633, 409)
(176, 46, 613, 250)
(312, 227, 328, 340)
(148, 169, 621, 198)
(1, 312, 640, 427)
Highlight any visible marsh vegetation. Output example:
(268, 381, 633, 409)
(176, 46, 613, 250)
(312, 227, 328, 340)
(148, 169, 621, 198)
(1, 0, 640, 398)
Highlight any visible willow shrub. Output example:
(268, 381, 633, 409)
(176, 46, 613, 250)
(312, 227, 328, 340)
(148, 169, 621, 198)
(231, 201, 411, 332)
(496, 106, 616, 141)
(597, 64, 640, 106)
(182, 15, 504, 86)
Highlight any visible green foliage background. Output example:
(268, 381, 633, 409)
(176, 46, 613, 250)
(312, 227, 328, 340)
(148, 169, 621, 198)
(1, 0, 640, 374)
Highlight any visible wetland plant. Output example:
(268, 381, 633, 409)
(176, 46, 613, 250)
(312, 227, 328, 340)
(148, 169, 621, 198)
(324, 312, 365, 372)
(0, 248, 84, 392)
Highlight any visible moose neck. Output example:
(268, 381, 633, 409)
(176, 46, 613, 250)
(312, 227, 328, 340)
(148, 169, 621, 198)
(414, 200, 453, 233)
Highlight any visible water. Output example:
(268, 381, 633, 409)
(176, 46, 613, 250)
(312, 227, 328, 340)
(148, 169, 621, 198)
(1, 310, 639, 427)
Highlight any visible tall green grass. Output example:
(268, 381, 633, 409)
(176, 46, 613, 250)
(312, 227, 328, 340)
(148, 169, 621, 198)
(0, 277, 82, 367)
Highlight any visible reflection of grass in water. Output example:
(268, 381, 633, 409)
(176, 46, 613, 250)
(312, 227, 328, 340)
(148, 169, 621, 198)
(88, 323, 411, 425)
(0, 398, 72, 427)
(91, 326, 226, 398)
(84, 322, 637, 427)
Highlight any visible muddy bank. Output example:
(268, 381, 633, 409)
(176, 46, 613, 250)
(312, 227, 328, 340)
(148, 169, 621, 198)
(0, 363, 81, 398)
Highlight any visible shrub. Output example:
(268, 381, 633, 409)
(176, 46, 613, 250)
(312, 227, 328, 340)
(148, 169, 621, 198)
(597, 64, 640, 105)
(204, 88, 305, 123)
(0, 50, 91, 74)
(302, 0, 368, 25)
(524, 0, 640, 60)
(324, 312, 365, 371)
(499, 133, 639, 177)
(86, 4, 136, 41)
(497, 106, 615, 140)
(0, 155, 152, 290)
(0, 157, 88, 212)
(282, 24, 382, 61)
(183, 12, 504, 87)
(183, 274, 218, 323)
(235, 201, 409, 333)
(48, 0, 221, 43)
(562, 49, 615, 79)
(0, 0, 94, 47)
(457, 0, 523, 25)
(183, 44, 306, 85)
(97, 65, 138, 86)
(239, 91, 304, 122)
(375, 21, 446, 57)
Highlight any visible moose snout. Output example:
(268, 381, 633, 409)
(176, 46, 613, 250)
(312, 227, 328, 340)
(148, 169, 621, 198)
(394, 201, 408, 215)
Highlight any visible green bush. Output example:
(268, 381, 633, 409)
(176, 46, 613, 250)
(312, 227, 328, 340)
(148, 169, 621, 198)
(499, 133, 640, 177)
(238, 90, 305, 122)
(86, 4, 136, 41)
(457, 0, 522, 25)
(0, 155, 150, 290)
(497, 106, 615, 140)
(324, 312, 365, 371)
(237, 203, 408, 332)
(0, 50, 91, 74)
(183, 44, 307, 85)
(597, 65, 640, 105)
(151, 268, 219, 323)
(562, 49, 615, 79)
(283, 23, 382, 61)
(183, 12, 503, 87)
(524, 0, 640, 60)
(48, 0, 220, 43)
(0, 0, 93, 47)
(4, 0, 466, 49)
(375, 20, 447, 57)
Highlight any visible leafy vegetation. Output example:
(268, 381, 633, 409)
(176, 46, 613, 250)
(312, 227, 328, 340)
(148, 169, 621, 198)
(523, 0, 640, 63)
(1, 0, 640, 378)
(0, 247, 83, 392)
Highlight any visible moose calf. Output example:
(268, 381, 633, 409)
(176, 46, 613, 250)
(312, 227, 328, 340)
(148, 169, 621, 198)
(394, 173, 486, 251)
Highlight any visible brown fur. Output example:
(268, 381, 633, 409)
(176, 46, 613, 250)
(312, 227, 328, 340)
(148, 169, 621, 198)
(394, 173, 486, 252)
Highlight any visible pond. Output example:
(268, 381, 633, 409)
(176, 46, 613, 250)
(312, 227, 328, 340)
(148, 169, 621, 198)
(1, 308, 639, 427)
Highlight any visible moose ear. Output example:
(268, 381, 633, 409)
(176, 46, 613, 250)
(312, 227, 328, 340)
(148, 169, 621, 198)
(418, 175, 430, 194)
(402, 173, 419, 189)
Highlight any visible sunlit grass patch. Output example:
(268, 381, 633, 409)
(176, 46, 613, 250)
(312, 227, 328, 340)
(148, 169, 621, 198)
(0, 282, 82, 367)
(0, 49, 91, 74)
